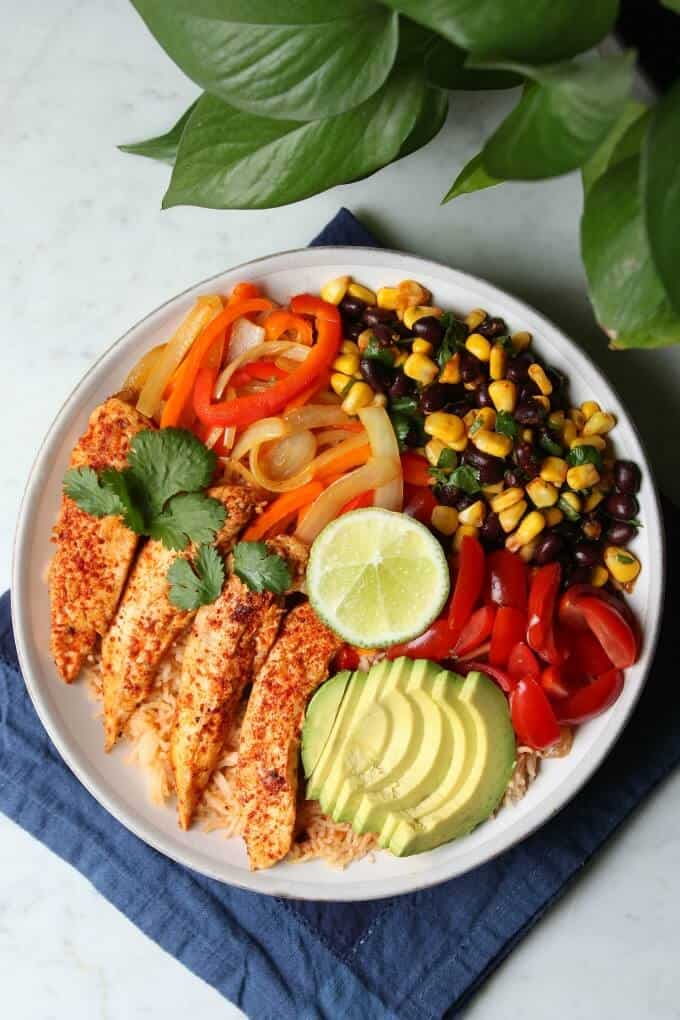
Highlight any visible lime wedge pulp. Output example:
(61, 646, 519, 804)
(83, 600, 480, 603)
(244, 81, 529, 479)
(307, 508, 450, 648)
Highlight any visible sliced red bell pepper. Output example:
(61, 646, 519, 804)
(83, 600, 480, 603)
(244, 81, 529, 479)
(339, 490, 374, 515)
(193, 294, 341, 428)
(507, 641, 541, 681)
(402, 484, 437, 526)
(387, 617, 454, 661)
(230, 359, 287, 387)
(400, 452, 432, 487)
(456, 659, 514, 693)
(575, 596, 638, 670)
(448, 535, 485, 648)
(453, 604, 497, 657)
(527, 562, 564, 664)
(489, 606, 527, 666)
(510, 676, 561, 750)
(540, 665, 571, 700)
(263, 309, 313, 345)
(485, 549, 527, 610)
(556, 668, 624, 724)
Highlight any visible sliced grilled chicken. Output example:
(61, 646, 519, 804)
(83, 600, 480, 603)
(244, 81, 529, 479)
(171, 535, 308, 831)
(49, 394, 151, 683)
(235, 602, 341, 871)
(101, 485, 260, 751)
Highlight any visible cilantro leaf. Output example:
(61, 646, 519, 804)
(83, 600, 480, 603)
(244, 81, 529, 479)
(63, 467, 126, 518)
(450, 464, 481, 495)
(428, 447, 458, 484)
(364, 336, 395, 366)
(149, 492, 226, 551)
(495, 410, 519, 438)
(616, 553, 635, 564)
(233, 541, 292, 595)
(436, 313, 467, 369)
(100, 469, 146, 533)
(567, 445, 603, 470)
(167, 545, 225, 611)
(538, 431, 563, 456)
(127, 428, 217, 516)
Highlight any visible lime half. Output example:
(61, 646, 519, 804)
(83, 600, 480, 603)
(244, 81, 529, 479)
(307, 508, 450, 648)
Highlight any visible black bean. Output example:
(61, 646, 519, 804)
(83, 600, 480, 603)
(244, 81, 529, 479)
(363, 306, 396, 327)
(573, 541, 602, 568)
(403, 427, 422, 449)
(504, 468, 525, 488)
(515, 400, 547, 426)
(565, 565, 592, 588)
(533, 531, 564, 565)
(371, 322, 396, 347)
(476, 316, 507, 339)
(463, 447, 505, 484)
(514, 441, 540, 476)
(447, 397, 473, 417)
(434, 485, 474, 510)
(339, 296, 365, 319)
(388, 373, 415, 399)
(479, 511, 504, 548)
(545, 366, 566, 393)
(613, 460, 641, 494)
(360, 358, 393, 393)
(519, 379, 541, 401)
(392, 319, 412, 339)
(555, 521, 580, 543)
(345, 319, 364, 340)
(419, 383, 460, 414)
(475, 381, 494, 408)
(506, 352, 534, 383)
(606, 520, 637, 545)
(413, 316, 444, 346)
(460, 350, 482, 382)
(605, 491, 639, 521)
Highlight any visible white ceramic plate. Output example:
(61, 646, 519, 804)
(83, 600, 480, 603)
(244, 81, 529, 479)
(12, 247, 664, 901)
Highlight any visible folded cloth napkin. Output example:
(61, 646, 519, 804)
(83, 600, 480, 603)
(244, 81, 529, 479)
(2, 209, 679, 1020)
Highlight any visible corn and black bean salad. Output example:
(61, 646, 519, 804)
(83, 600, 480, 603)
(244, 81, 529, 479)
(321, 275, 642, 592)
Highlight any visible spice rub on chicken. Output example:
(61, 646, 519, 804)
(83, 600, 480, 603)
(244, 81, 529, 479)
(48, 394, 152, 683)
(235, 602, 342, 871)
(171, 536, 308, 830)
(101, 485, 259, 751)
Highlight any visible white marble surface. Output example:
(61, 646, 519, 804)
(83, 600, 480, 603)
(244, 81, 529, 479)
(1, 2, 679, 1017)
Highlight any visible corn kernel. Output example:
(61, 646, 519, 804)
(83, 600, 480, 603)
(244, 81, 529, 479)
(543, 507, 564, 527)
(404, 352, 438, 385)
(568, 407, 586, 430)
(348, 282, 376, 305)
(463, 409, 477, 430)
(499, 499, 527, 533)
(465, 308, 487, 331)
(425, 411, 465, 445)
(482, 481, 505, 497)
(425, 438, 446, 466)
(566, 463, 600, 491)
(341, 340, 360, 356)
(458, 500, 486, 527)
(341, 381, 374, 415)
(448, 434, 469, 453)
(397, 280, 430, 316)
(511, 330, 532, 351)
(562, 420, 578, 446)
(548, 409, 565, 430)
(489, 344, 507, 381)
(519, 538, 539, 563)
(583, 410, 616, 436)
(583, 490, 605, 512)
(403, 305, 442, 330)
(471, 407, 496, 431)
(559, 491, 581, 515)
(453, 524, 479, 550)
(412, 338, 433, 355)
(357, 328, 373, 352)
(533, 395, 551, 412)
(472, 429, 513, 458)
(491, 487, 524, 513)
(581, 400, 601, 419)
(506, 510, 545, 552)
(377, 286, 400, 310)
(333, 352, 360, 376)
(371, 393, 388, 408)
(488, 379, 517, 413)
(440, 353, 461, 384)
(320, 276, 350, 305)
(394, 351, 408, 368)
(591, 565, 609, 587)
(604, 545, 641, 584)
(465, 333, 492, 362)
(528, 363, 553, 395)
(521, 428, 534, 444)
(540, 456, 568, 485)
(331, 372, 351, 397)
(431, 505, 459, 536)
(526, 477, 559, 508)
(583, 517, 602, 541)
(570, 434, 606, 451)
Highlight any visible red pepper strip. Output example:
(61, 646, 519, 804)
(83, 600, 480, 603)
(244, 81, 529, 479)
(489, 606, 528, 666)
(540, 665, 571, 700)
(193, 294, 341, 429)
(556, 668, 624, 724)
(455, 660, 514, 693)
(339, 490, 374, 515)
(230, 360, 287, 387)
(336, 645, 361, 670)
(453, 604, 497, 656)
(527, 562, 564, 665)
(485, 549, 527, 610)
(400, 452, 432, 487)
(507, 641, 540, 682)
(387, 618, 453, 661)
(575, 596, 638, 670)
(448, 535, 485, 649)
(402, 484, 437, 526)
(509, 676, 561, 750)
(264, 309, 314, 345)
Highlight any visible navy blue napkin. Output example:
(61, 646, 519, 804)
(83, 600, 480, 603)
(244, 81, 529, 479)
(2, 209, 679, 1020)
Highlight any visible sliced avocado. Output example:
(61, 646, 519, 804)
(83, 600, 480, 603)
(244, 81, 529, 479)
(301, 670, 352, 779)
(306, 660, 516, 858)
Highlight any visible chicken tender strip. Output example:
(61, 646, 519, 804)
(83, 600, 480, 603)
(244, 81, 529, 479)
(49, 394, 152, 683)
(101, 485, 259, 751)
(236, 603, 341, 871)
(172, 535, 308, 830)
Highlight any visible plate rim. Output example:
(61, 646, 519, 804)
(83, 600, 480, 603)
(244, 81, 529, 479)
(11, 245, 666, 901)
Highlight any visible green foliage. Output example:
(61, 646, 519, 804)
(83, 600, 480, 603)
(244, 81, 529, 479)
(233, 541, 292, 594)
(167, 545, 225, 610)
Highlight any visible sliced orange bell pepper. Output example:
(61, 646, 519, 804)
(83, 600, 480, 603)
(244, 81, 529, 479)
(243, 481, 324, 542)
(264, 309, 313, 345)
(230, 360, 287, 388)
(316, 443, 371, 478)
(228, 282, 260, 303)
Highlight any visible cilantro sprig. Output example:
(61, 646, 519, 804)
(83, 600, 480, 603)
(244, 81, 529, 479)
(63, 428, 226, 551)
(494, 410, 519, 439)
(168, 544, 226, 610)
(436, 313, 467, 370)
(566, 444, 603, 470)
(233, 541, 292, 594)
